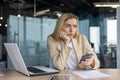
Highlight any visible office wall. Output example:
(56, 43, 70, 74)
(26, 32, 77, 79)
(79, 19, 89, 39)
(78, 13, 107, 45)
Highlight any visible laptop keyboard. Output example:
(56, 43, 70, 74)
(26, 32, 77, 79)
(27, 67, 45, 73)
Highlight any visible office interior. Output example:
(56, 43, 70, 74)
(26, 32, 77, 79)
(0, 0, 119, 69)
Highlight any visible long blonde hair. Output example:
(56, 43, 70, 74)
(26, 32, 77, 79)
(51, 13, 79, 41)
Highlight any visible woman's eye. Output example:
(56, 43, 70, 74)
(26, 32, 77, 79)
(65, 24, 70, 27)
(73, 25, 77, 28)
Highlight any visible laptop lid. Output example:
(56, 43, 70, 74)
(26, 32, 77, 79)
(4, 43, 30, 76)
(4, 43, 59, 76)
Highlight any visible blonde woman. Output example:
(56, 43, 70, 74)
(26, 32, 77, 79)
(47, 13, 100, 70)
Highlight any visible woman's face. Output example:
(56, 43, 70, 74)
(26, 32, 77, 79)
(62, 18, 77, 39)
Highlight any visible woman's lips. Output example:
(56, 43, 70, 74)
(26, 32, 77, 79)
(69, 34, 74, 36)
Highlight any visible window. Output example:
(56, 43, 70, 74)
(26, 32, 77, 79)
(107, 19, 117, 45)
(90, 27, 100, 53)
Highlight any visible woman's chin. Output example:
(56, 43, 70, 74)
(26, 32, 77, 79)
(69, 36, 74, 39)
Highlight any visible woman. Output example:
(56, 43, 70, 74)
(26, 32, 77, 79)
(47, 13, 100, 70)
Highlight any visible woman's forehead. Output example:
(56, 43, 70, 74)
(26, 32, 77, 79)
(64, 18, 77, 24)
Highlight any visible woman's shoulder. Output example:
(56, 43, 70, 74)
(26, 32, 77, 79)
(78, 34, 86, 39)
(47, 35, 54, 41)
(47, 35, 58, 42)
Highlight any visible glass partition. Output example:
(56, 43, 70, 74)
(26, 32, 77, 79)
(7, 15, 57, 68)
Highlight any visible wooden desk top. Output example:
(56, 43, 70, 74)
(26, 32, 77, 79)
(0, 69, 120, 80)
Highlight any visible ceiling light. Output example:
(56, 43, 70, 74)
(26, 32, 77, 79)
(94, 2, 120, 8)
(5, 24, 8, 27)
(0, 23, 2, 26)
(34, 9, 50, 16)
(0, 17, 3, 20)
(56, 13, 62, 17)
(17, 14, 21, 17)
(0, 5, 3, 20)
(55, 11, 63, 17)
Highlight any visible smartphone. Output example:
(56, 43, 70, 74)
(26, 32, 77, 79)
(79, 54, 93, 63)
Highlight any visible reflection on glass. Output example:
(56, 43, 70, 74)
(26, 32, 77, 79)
(49, 74, 71, 80)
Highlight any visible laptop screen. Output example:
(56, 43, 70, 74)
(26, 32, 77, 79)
(4, 43, 32, 76)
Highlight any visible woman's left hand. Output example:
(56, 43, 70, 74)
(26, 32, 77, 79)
(81, 56, 94, 66)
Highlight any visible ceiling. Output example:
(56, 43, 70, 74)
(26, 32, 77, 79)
(1, 0, 119, 17)
(0, 0, 119, 36)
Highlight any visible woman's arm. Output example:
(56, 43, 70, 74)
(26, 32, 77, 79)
(84, 35, 100, 69)
(47, 36, 72, 70)
(79, 35, 100, 69)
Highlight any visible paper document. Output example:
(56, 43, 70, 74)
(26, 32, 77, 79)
(72, 70, 111, 79)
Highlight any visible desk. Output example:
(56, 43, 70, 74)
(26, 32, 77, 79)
(0, 69, 120, 80)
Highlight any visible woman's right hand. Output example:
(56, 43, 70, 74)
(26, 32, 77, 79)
(60, 31, 71, 46)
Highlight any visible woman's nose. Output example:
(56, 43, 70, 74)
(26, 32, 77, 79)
(70, 27, 73, 31)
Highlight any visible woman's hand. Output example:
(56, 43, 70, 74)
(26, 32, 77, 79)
(60, 31, 71, 46)
(81, 56, 94, 66)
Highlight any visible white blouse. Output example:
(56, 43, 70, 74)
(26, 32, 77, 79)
(65, 41, 78, 69)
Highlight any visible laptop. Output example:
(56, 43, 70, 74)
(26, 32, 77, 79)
(4, 43, 59, 76)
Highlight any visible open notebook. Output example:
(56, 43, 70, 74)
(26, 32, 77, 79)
(4, 43, 59, 76)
